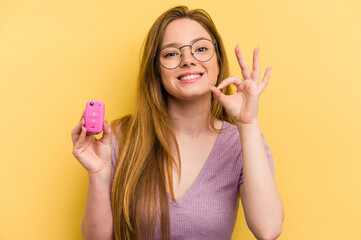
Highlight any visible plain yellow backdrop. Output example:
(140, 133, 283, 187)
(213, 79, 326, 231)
(1, 0, 360, 239)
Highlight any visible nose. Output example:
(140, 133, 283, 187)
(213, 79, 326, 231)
(179, 46, 196, 68)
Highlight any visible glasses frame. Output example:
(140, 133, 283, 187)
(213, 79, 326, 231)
(158, 38, 217, 70)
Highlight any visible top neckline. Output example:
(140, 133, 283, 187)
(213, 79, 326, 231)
(168, 120, 229, 206)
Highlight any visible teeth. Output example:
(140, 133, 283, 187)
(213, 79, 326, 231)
(179, 74, 201, 81)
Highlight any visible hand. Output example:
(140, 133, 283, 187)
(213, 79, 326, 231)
(71, 110, 112, 177)
(210, 46, 272, 125)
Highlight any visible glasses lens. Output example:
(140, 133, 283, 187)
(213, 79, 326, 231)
(159, 39, 215, 69)
(192, 39, 215, 62)
(159, 47, 181, 69)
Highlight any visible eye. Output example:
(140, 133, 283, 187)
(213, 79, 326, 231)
(165, 52, 179, 58)
(160, 48, 180, 58)
(195, 47, 208, 53)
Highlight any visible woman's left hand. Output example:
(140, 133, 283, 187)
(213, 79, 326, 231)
(210, 46, 272, 126)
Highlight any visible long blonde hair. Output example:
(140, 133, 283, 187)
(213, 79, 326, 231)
(111, 5, 233, 240)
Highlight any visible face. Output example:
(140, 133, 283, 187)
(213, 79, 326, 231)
(159, 18, 219, 101)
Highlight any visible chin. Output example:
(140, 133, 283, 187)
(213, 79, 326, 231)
(171, 90, 212, 102)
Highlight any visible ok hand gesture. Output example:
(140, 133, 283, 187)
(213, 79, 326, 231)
(211, 46, 272, 126)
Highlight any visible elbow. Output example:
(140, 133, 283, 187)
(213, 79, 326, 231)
(258, 204, 284, 240)
(257, 230, 282, 240)
(254, 217, 284, 240)
(256, 223, 283, 240)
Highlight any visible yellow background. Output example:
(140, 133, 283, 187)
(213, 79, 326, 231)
(1, 0, 360, 239)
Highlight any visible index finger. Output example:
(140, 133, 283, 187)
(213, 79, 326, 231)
(71, 119, 85, 145)
(79, 110, 85, 121)
(72, 110, 85, 144)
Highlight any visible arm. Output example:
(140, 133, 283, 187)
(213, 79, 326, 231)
(81, 170, 113, 240)
(238, 122, 283, 240)
(71, 111, 114, 239)
(211, 46, 284, 239)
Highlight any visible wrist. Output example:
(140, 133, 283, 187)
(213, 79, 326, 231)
(235, 119, 260, 128)
(236, 120, 261, 136)
(88, 167, 111, 186)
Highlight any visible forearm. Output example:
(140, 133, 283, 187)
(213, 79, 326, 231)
(237, 122, 284, 240)
(81, 170, 113, 240)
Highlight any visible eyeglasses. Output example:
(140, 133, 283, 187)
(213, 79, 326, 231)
(158, 38, 216, 70)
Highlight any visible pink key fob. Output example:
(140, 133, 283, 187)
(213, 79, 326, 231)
(84, 100, 105, 134)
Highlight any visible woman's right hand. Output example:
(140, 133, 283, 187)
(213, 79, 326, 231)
(71, 110, 113, 178)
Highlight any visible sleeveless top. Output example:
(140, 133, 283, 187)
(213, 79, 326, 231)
(110, 121, 274, 239)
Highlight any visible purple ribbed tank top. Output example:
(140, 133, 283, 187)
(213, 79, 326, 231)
(110, 121, 274, 239)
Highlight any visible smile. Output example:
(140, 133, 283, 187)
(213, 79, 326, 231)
(177, 72, 204, 83)
(179, 74, 202, 81)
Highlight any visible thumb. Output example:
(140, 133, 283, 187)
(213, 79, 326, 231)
(101, 118, 112, 144)
(210, 86, 227, 106)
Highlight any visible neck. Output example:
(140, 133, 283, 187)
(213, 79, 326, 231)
(167, 94, 215, 137)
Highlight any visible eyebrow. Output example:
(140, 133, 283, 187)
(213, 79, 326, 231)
(160, 37, 210, 50)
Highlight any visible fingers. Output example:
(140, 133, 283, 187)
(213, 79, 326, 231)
(251, 47, 260, 82)
(80, 110, 85, 121)
(217, 76, 246, 91)
(235, 45, 251, 80)
(74, 124, 88, 148)
(100, 119, 113, 144)
(71, 111, 85, 145)
(259, 66, 272, 92)
(210, 86, 228, 106)
(216, 65, 271, 96)
(103, 119, 111, 136)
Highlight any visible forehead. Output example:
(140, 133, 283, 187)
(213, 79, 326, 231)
(161, 18, 212, 46)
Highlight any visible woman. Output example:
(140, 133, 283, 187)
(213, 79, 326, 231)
(71, 5, 284, 240)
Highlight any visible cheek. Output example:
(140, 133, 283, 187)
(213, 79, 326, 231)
(209, 59, 220, 83)
(159, 67, 169, 86)
(159, 69, 175, 94)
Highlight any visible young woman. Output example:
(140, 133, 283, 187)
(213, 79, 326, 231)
(71, 5, 284, 240)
